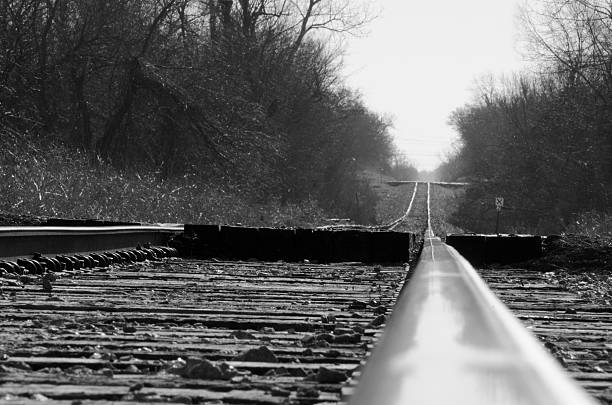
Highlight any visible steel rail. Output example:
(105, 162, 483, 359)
(0, 225, 183, 259)
(349, 184, 596, 405)
(387, 180, 470, 187)
(427, 182, 431, 226)
(386, 181, 419, 231)
(318, 182, 420, 231)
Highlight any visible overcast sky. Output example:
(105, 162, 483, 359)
(343, 0, 527, 171)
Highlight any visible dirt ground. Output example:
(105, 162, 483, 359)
(429, 183, 466, 237)
(522, 234, 612, 306)
(484, 234, 612, 404)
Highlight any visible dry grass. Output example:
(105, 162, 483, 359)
(0, 129, 326, 227)
(359, 169, 415, 224)
(429, 184, 467, 238)
(564, 211, 612, 238)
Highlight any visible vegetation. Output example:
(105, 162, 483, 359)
(387, 154, 419, 181)
(438, 0, 612, 235)
(0, 0, 396, 225)
(0, 126, 326, 225)
(429, 184, 465, 238)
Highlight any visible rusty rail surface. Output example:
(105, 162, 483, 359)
(349, 184, 597, 405)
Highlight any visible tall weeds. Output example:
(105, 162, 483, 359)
(0, 128, 325, 227)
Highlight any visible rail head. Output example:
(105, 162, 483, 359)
(0, 225, 183, 259)
(0, 224, 183, 234)
(349, 236, 597, 405)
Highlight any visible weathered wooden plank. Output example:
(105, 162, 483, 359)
(479, 267, 612, 403)
(2, 357, 360, 373)
(0, 258, 403, 405)
(0, 384, 296, 404)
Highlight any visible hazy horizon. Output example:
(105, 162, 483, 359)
(343, 0, 528, 171)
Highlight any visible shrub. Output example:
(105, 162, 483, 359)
(0, 128, 326, 227)
(565, 211, 612, 238)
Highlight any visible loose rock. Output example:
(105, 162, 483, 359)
(125, 365, 139, 373)
(230, 330, 257, 340)
(321, 314, 336, 323)
(235, 346, 278, 363)
(170, 396, 192, 404)
(315, 333, 334, 343)
(42, 273, 55, 292)
(300, 334, 315, 346)
(270, 386, 291, 397)
(169, 358, 233, 380)
(301, 348, 313, 356)
(294, 367, 308, 377)
(100, 368, 114, 377)
(348, 300, 367, 310)
(333, 333, 361, 344)
(373, 305, 387, 315)
(274, 367, 290, 376)
(370, 314, 386, 327)
(129, 383, 144, 392)
(30, 393, 48, 401)
(297, 387, 320, 398)
(316, 366, 348, 383)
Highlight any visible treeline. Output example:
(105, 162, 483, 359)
(439, 0, 612, 234)
(0, 0, 393, 223)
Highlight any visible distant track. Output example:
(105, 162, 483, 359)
(385, 182, 419, 231)
(386, 180, 469, 187)
(386, 182, 429, 234)
(318, 182, 429, 233)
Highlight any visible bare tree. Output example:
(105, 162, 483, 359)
(228, 0, 373, 51)
(288, 0, 372, 52)
(96, 0, 179, 157)
(519, 0, 612, 100)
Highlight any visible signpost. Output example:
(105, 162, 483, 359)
(495, 197, 504, 234)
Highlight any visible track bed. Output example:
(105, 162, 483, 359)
(0, 258, 406, 404)
(480, 268, 612, 404)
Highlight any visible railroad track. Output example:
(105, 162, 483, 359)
(388, 181, 429, 233)
(0, 227, 406, 404)
(317, 181, 429, 233)
(479, 268, 612, 404)
(349, 182, 600, 405)
(0, 185, 609, 404)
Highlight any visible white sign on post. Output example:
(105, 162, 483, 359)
(495, 197, 504, 212)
